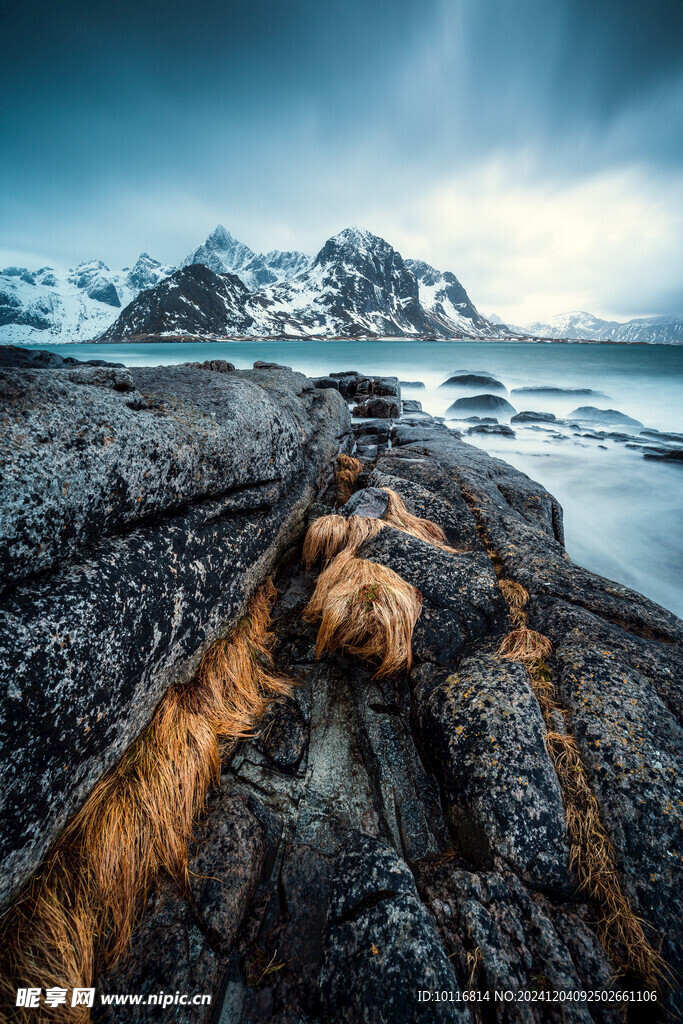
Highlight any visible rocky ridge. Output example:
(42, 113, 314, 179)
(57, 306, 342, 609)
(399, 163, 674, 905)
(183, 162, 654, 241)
(1, 226, 508, 345)
(100, 228, 507, 341)
(0, 352, 681, 1022)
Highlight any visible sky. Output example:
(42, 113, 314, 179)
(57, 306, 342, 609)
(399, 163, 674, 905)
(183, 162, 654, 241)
(1, 0, 682, 324)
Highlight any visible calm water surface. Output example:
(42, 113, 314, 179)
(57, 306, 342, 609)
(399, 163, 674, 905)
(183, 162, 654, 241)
(26, 340, 683, 616)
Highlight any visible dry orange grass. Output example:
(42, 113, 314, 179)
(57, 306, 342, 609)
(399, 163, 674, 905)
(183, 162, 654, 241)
(302, 514, 385, 569)
(0, 580, 290, 1023)
(498, 627, 552, 663)
(498, 578, 529, 626)
(381, 488, 461, 552)
(304, 550, 422, 677)
(302, 488, 462, 573)
(335, 453, 363, 502)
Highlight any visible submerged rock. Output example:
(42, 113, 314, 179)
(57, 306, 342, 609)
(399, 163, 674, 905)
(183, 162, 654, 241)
(467, 423, 515, 436)
(446, 393, 517, 417)
(511, 410, 556, 423)
(512, 385, 607, 398)
(439, 373, 506, 391)
(568, 406, 644, 428)
(352, 394, 400, 418)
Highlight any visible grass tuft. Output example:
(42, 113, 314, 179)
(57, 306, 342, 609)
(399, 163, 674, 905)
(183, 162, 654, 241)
(498, 627, 552, 663)
(335, 453, 363, 503)
(381, 488, 463, 552)
(303, 550, 422, 677)
(0, 580, 290, 1022)
(498, 578, 529, 625)
(302, 514, 385, 570)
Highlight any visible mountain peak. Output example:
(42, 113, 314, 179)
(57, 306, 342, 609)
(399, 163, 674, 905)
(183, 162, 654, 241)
(206, 225, 236, 249)
(328, 226, 388, 250)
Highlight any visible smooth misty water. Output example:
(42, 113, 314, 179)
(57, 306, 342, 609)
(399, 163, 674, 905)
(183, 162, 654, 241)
(26, 340, 683, 617)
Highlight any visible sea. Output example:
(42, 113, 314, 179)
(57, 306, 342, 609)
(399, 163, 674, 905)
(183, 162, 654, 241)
(23, 339, 683, 618)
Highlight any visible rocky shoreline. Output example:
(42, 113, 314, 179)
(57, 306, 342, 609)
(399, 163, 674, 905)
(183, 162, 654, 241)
(0, 350, 681, 1022)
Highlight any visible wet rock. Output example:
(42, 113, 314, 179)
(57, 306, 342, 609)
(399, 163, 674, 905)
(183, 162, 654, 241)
(400, 412, 434, 424)
(255, 699, 309, 774)
(310, 375, 340, 390)
(0, 344, 124, 369)
(253, 360, 293, 370)
(369, 376, 401, 398)
(340, 486, 389, 519)
(182, 358, 236, 372)
(358, 528, 505, 667)
(419, 864, 620, 1024)
(402, 398, 423, 412)
(446, 394, 516, 418)
(264, 844, 335, 1015)
(640, 428, 683, 444)
(530, 597, 683, 982)
(190, 793, 267, 952)
(412, 649, 571, 892)
(399, 380, 425, 388)
(512, 386, 607, 399)
(97, 884, 220, 1024)
(355, 442, 379, 462)
(511, 411, 556, 423)
(467, 423, 515, 436)
(643, 447, 683, 461)
(0, 364, 350, 907)
(353, 395, 401, 419)
(439, 373, 506, 391)
(355, 418, 391, 442)
(319, 831, 469, 1024)
(369, 457, 482, 551)
(568, 406, 643, 429)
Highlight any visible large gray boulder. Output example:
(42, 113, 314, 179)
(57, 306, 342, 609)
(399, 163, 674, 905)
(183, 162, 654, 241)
(0, 362, 351, 907)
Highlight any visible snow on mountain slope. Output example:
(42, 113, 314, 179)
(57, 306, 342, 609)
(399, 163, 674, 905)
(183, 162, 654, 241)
(98, 228, 512, 341)
(406, 259, 507, 338)
(252, 227, 433, 337)
(180, 225, 310, 289)
(0, 254, 173, 344)
(514, 310, 683, 344)
(98, 264, 266, 341)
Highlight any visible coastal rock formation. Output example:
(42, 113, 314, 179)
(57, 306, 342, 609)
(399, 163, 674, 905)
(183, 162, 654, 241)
(0, 359, 351, 905)
(1, 356, 681, 1022)
(446, 393, 517, 417)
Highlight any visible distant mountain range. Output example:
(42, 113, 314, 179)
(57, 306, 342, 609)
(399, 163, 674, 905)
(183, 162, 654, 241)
(0, 254, 173, 344)
(505, 310, 683, 345)
(98, 227, 507, 341)
(1, 226, 680, 343)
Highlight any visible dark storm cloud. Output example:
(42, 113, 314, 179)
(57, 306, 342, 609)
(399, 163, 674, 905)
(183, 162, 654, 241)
(1, 0, 682, 318)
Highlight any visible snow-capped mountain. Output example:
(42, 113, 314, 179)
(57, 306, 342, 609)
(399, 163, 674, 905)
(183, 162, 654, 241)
(99, 227, 508, 341)
(180, 225, 310, 290)
(510, 310, 683, 344)
(406, 259, 503, 338)
(98, 264, 260, 341)
(252, 227, 432, 337)
(0, 253, 173, 344)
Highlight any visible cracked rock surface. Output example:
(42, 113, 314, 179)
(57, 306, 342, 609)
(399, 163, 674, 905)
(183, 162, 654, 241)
(3, 359, 680, 1022)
